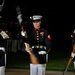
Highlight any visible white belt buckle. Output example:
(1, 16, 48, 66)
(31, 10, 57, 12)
(38, 51, 46, 55)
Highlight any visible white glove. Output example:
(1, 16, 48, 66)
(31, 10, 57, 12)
(71, 52, 75, 58)
(24, 43, 31, 53)
(17, 14, 22, 24)
(21, 31, 26, 37)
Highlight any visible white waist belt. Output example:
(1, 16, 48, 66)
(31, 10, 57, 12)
(38, 51, 46, 55)
(0, 47, 5, 52)
(32, 46, 46, 49)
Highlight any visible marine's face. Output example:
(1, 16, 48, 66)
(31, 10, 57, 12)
(33, 21, 41, 29)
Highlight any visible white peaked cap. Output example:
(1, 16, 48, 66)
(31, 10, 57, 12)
(30, 15, 42, 20)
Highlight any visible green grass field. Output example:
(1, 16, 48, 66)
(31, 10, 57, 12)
(6, 49, 74, 71)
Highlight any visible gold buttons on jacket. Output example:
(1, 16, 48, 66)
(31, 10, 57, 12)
(36, 30, 39, 41)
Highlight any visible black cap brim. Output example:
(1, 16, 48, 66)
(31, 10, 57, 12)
(32, 19, 41, 22)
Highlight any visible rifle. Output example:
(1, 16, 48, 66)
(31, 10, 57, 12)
(16, 5, 39, 64)
(62, 56, 73, 75)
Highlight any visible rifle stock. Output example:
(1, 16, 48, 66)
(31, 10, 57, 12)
(25, 43, 39, 64)
(29, 51, 39, 64)
(67, 57, 73, 67)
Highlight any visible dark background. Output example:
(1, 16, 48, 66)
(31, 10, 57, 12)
(0, 0, 75, 51)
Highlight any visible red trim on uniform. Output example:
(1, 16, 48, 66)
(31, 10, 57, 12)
(40, 32, 44, 36)
(48, 35, 51, 40)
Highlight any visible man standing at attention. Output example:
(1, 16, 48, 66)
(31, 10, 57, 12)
(21, 15, 51, 75)
(23, 15, 51, 75)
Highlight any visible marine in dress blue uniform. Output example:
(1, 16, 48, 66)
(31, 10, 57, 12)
(70, 28, 75, 73)
(28, 15, 51, 75)
(0, 28, 9, 75)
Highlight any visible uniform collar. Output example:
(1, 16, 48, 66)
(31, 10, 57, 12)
(34, 28, 40, 31)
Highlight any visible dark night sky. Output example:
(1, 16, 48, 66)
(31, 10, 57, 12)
(0, 0, 75, 50)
